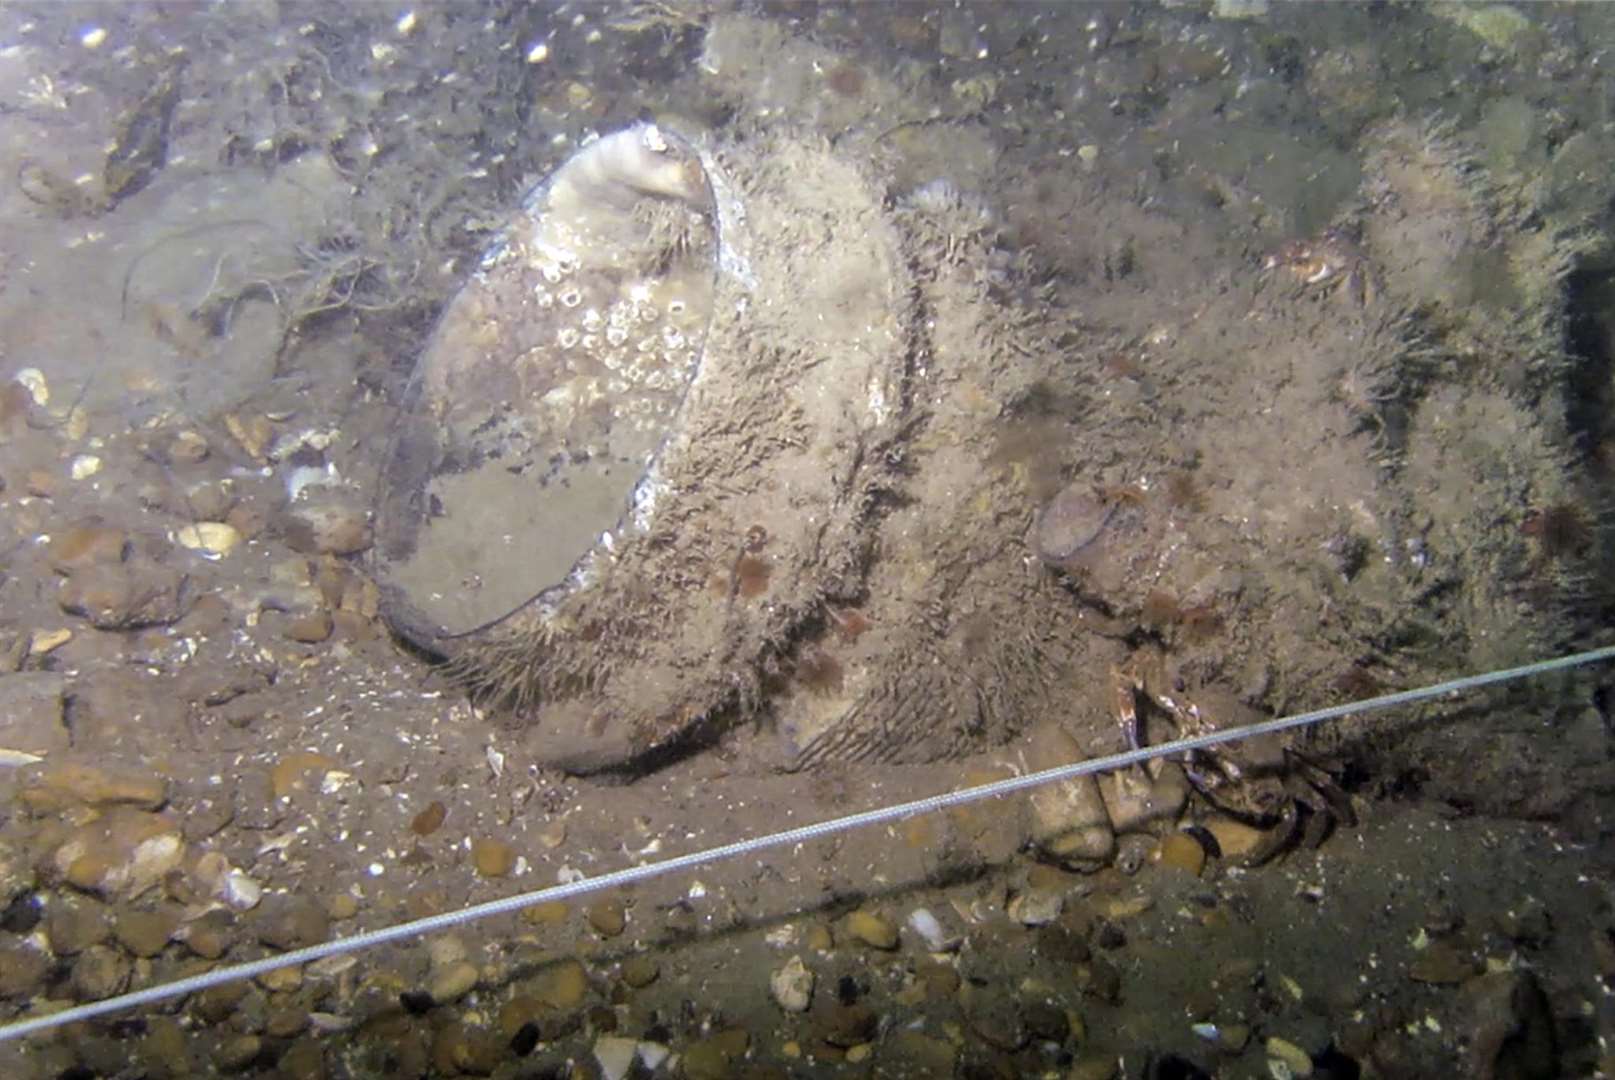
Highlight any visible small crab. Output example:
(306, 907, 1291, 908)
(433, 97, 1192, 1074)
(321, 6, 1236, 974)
(1263, 224, 1377, 307)
(1112, 649, 1355, 863)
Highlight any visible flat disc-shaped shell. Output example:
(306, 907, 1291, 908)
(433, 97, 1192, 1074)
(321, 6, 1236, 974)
(375, 126, 717, 642)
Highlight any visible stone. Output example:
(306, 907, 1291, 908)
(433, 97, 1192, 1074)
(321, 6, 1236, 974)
(844, 909, 898, 950)
(429, 960, 480, 1005)
(182, 909, 235, 960)
(72, 942, 132, 1001)
(57, 561, 188, 629)
(215, 1034, 262, 1072)
(48, 519, 129, 573)
(284, 609, 333, 644)
(0, 672, 70, 759)
(769, 955, 814, 1012)
(1266, 1036, 1314, 1077)
(593, 1035, 639, 1080)
(174, 522, 241, 559)
(255, 894, 330, 951)
(114, 905, 180, 957)
(1157, 832, 1207, 877)
(962, 985, 1028, 1052)
(279, 495, 373, 556)
(46, 894, 111, 955)
(431, 1021, 503, 1076)
(532, 958, 588, 1009)
(820, 1003, 878, 1048)
(586, 898, 626, 937)
(265, 1004, 309, 1038)
(621, 955, 659, 988)
(471, 837, 515, 878)
(19, 759, 168, 811)
(1201, 815, 1267, 860)
(1008, 888, 1064, 927)
(270, 752, 336, 800)
(1099, 765, 1188, 834)
(0, 931, 50, 997)
(1026, 724, 1115, 870)
(51, 808, 185, 900)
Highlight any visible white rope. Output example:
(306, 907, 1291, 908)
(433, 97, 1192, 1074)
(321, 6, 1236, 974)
(3, 643, 1613, 1043)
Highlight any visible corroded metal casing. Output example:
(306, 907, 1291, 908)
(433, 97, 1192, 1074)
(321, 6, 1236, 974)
(374, 124, 915, 771)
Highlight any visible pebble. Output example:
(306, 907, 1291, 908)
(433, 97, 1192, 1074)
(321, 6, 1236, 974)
(593, 1035, 639, 1080)
(266, 1004, 310, 1038)
(532, 958, 588, 1009)
(167, 430, 210, 464)
(255, 894, 331, 951)
(21, 760, 168, 811)
(114, 906, 179, 957)
(1266, 1035, 1314, 1077)
(411, 801, 447, 836)
(326, 892, 359, 921)
(522, 900, 569, 926)
(56, 562, 187, 629)
(51, 808, 185, 900)
(1025, 724, 1115, 869)
(471, 836, 515, 878)
(845, 909, 898, 950)
(1035, 483, 1113, 568)
(175, 522, 242, 559)
(819, 1003, 878, 1049)
(258, 964, 303, 993)
(682, 1030, 748, 1080)
(279, 496, 373, 556)
(621, 955, 659, 988)
(283, 609, 333, 643)
(182, 910, 234, 960)
(48, 520, 129, 573)
(225, 412, 272, 461)
(587, 898, 626, 937)
(1201, 815, 1268, 860)
(431, 1020, 503, 1076)
(1099, 766, 1188, 833)
(1114, 834, 1154, 875)
(1156, 832, 1207, 876)
(27, 627, 72, 657)
(46, 894, 110, 955)
(215, 1034, 262, 1072)
(962, 985, 1028, 1052)
(0, 932, 50, 997)
(1008, 888, 1064, 926)
(769, 955, 814, 1012)
(137, 1017, 190, 1079)
(906, 907, 951, 951)
(429, 960, 480, 1005)
(72, 942, 132, 1000)
(270, 751, 336, 799)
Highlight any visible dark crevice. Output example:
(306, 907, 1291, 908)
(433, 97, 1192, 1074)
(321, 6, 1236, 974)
(1563, 268, 1615, 457)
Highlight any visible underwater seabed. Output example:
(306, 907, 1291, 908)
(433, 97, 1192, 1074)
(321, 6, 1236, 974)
(1, 1, 1614, 1077)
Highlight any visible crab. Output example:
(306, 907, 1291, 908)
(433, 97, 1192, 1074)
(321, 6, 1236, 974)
(1112, 649, 1355, 863)
(1263, 224, 1378, 307)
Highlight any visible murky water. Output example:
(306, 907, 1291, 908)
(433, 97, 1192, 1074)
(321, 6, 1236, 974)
(1, 3, 1612, 1077)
